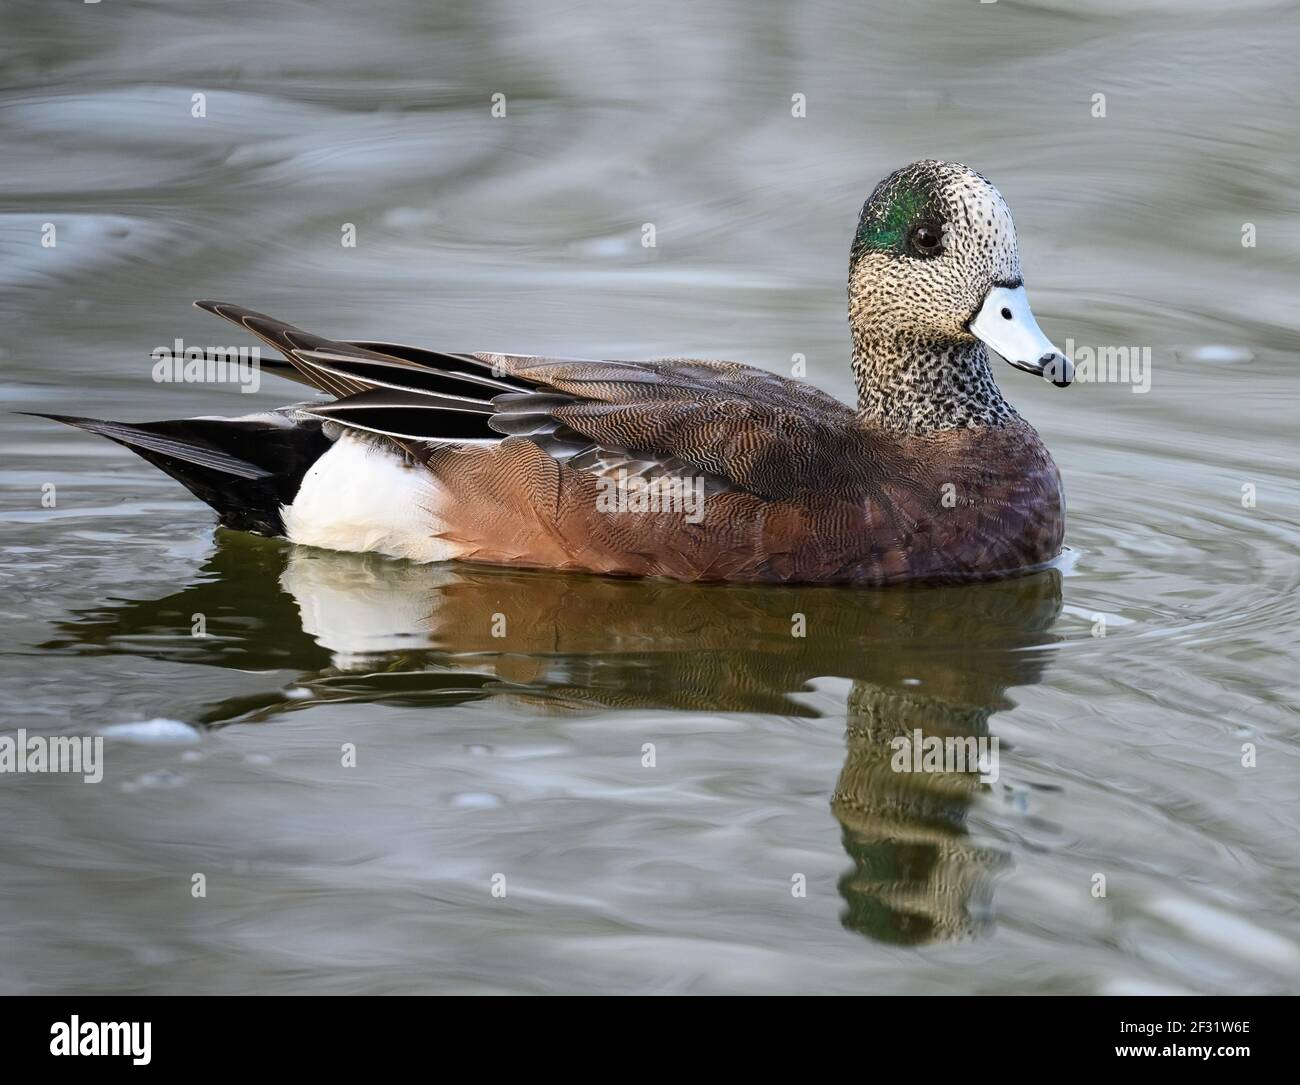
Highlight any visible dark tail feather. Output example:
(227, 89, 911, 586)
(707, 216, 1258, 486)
(194, 300, 534, 399)
(26, 411, 331, 536)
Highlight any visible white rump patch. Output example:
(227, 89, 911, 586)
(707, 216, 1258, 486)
(281, 434, 456, 563)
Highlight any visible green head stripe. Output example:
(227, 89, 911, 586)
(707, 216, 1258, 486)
(851, 174, 939, 262)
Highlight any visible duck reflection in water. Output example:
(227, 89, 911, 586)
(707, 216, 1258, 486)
(46, 534, 1064, 945)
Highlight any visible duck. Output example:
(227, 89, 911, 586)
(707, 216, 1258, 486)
(33, 160, 1073, 585)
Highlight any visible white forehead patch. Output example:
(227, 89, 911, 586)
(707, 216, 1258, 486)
(943, 171, 1020, 282)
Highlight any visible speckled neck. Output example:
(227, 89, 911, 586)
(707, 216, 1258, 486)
(850, 329, 1018, 434)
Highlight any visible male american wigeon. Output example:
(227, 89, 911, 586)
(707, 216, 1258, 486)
(36, 160, 1072, 584)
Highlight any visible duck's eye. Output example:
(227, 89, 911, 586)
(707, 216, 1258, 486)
(909, 223, 944, 258)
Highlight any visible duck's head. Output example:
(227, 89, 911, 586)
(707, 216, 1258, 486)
(848, 160, 1071, 396)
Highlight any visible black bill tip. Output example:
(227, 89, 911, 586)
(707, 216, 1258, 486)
(1039, 352, 1073, 388)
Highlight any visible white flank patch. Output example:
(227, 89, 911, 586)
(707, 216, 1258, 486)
(281, 434, 456, 563)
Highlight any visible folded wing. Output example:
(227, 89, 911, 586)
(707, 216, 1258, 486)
(195, 302, 861, 499)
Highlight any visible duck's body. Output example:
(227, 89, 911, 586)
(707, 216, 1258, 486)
(37, 161, 1072, 585)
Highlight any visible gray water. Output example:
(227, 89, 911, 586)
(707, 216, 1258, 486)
(1, 0, 1298, 994)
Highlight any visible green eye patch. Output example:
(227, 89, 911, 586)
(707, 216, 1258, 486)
(851, 169, 942, 263)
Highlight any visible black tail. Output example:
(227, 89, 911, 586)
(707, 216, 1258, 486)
(27, 411, 332, 536)
(28, 301, 534, 534)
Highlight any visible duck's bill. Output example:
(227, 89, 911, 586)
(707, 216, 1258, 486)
(969, 285, 1073, 387)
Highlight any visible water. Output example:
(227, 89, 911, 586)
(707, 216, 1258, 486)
(1, 0, 1298, 994)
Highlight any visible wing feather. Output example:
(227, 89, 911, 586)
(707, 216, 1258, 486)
(193, 305, 861, 497)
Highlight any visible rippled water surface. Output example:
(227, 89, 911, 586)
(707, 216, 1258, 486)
(1, 0, 1298, 994)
